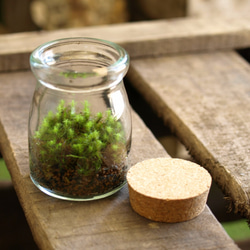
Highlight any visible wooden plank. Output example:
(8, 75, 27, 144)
(2, 17, 250, 71)
(127, 50, 250, 221)
(0, 71, 238, 249)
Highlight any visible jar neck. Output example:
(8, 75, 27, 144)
(30, 37, 129, 92)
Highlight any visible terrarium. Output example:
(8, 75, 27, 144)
(28, 37, 131, 201)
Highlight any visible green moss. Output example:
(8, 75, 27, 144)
(31, 100, 126, 176)
(60, 72, 97, 79)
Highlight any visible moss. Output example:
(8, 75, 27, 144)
(30, 100, 128, 197)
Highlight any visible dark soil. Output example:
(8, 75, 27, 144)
(30, 162, 127, 198)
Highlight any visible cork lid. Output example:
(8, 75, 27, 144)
(127, 158, 212, 223)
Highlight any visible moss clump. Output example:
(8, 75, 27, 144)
(30, 100, 128, 197)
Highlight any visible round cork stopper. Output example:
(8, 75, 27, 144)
(127, 158, 212, 223)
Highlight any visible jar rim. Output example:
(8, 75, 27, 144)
(30, 37, 130, 92)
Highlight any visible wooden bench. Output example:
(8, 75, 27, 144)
(128, 49, 250, 220)
(1, 17, 250, 249)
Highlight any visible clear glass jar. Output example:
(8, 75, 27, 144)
(29, 37, 131, 201)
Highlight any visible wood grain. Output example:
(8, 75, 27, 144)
(128, 50, 250, 220)
(2, 17, 250, 71)
(0, 71, 238, 249)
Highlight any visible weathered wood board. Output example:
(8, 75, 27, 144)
(0, 71, 238, 249)
(2, 17, 250, 71)
(128, 50, 250, 220)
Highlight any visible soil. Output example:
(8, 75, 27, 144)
(30, 162, 127, 198)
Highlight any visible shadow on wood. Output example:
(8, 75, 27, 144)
(0, 181, 38, 250)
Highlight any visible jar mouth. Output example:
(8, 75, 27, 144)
(30, 37, 129, 92)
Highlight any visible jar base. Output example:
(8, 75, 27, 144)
(30, 175, 127, 201)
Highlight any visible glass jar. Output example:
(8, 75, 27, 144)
(29, 37, 131, 201)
